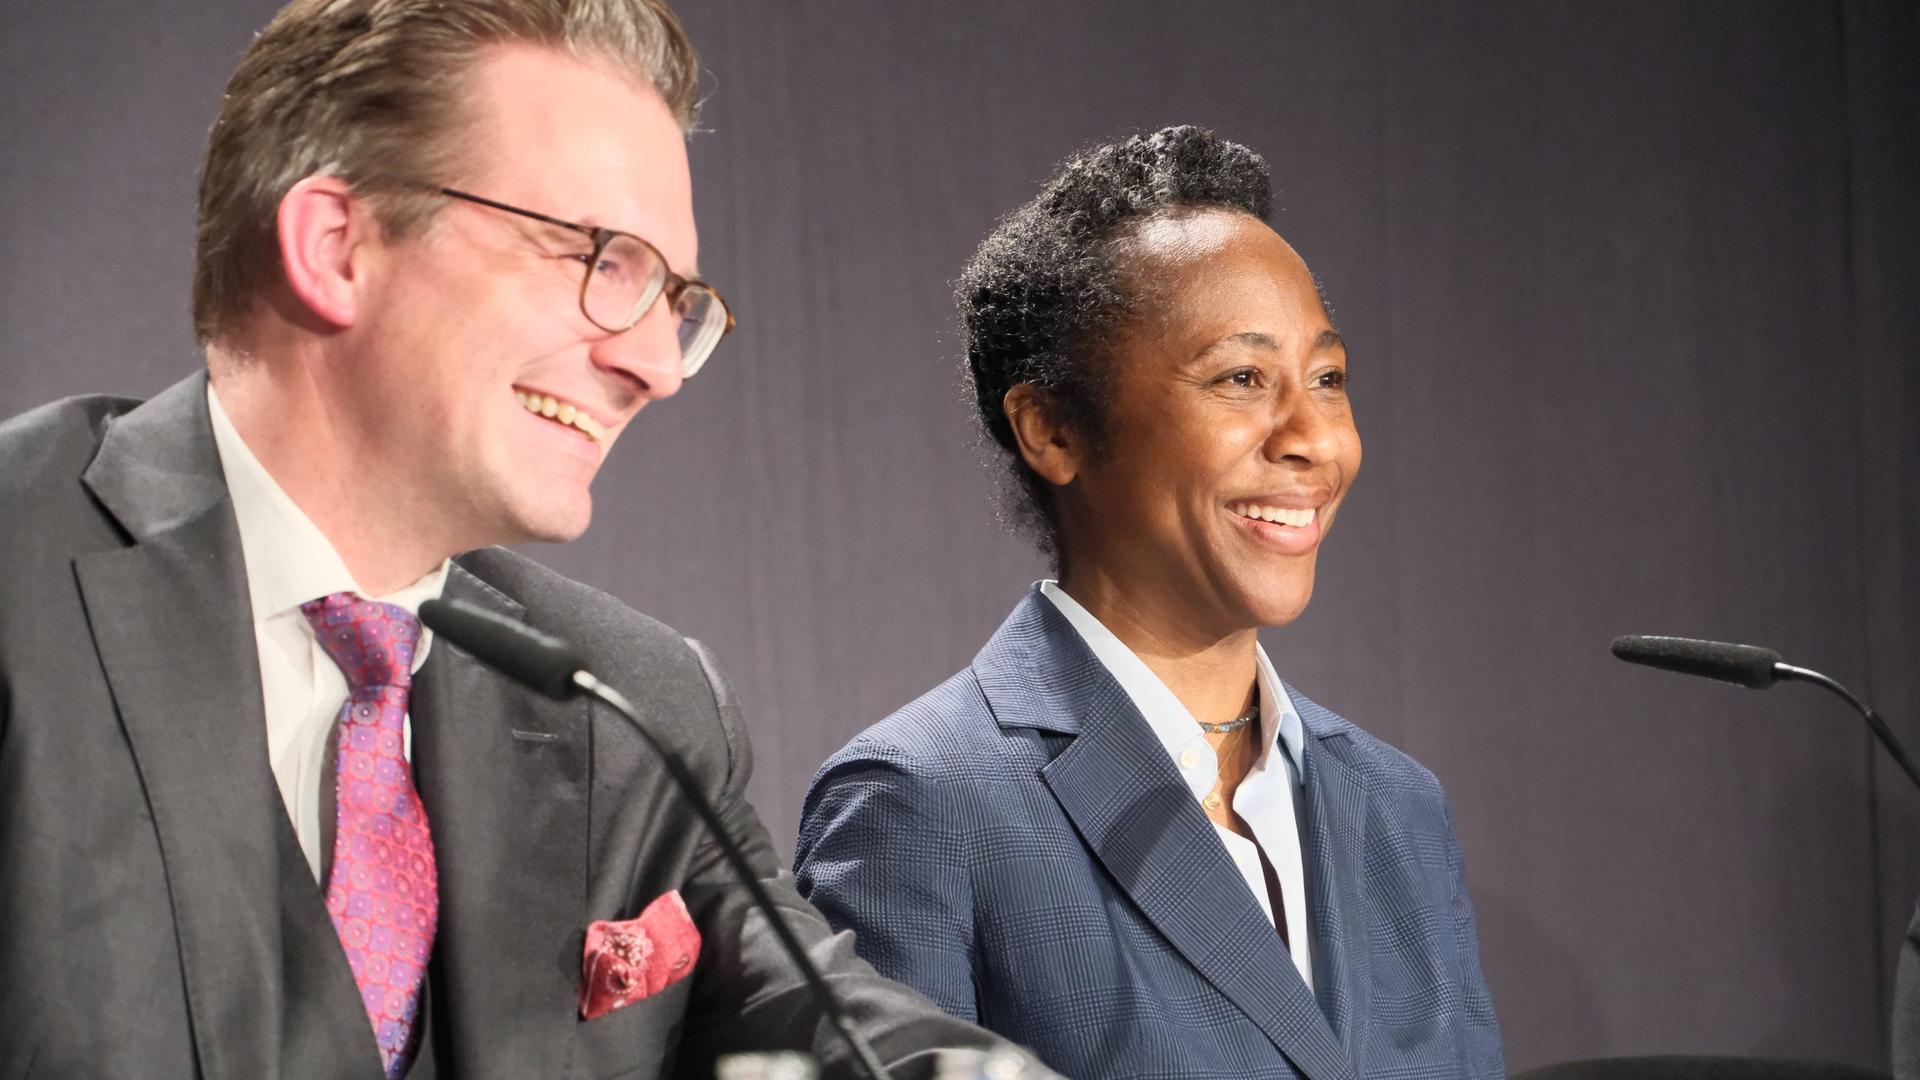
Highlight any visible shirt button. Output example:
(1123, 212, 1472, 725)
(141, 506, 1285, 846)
(1179, 749, 1200, 770)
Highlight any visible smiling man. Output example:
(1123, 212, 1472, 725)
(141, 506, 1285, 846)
(795, 126, 1504, 1079)
(0, 2, 1017, 1078)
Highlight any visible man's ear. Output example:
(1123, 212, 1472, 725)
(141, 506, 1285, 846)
(1004, 383, 1082, 487)
(275, 175, 373, 329)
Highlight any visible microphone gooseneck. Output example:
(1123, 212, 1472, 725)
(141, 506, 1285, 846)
(1611, 633, 1919, 791)
(417, 599, 894, 1080)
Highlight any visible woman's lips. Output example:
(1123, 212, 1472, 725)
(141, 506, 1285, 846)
(1227, 501, 1323, 555)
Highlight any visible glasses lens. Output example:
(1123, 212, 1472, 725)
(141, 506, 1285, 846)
(582, 233, 667, 331)
(673, 284, 731, 377)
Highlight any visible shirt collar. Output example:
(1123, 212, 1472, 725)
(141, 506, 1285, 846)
(1038, 580, 1306, 782)
(207, 382, 449, 667)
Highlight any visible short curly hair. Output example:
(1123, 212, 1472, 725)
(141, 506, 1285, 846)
(957, 124, 1273, 568)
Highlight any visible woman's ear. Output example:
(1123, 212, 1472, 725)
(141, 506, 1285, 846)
(1004, 383, 1081, 487)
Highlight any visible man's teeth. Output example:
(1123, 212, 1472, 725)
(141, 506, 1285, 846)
(1234, 504, 1316, 528)
(515, 390, 605, 442)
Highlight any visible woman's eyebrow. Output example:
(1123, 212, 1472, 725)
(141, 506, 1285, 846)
(1191, 330, 1278, 363)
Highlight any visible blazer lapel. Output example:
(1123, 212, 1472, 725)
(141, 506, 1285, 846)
(1294, 697, 1370, 1051)
(73, 374, 295, 1080)
(409, 564, 589, 1079)
(976, 593, 1355, 1080)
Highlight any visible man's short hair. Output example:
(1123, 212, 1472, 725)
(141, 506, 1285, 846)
(956, 124, 1274, 567)
(191, 0, 700, 345)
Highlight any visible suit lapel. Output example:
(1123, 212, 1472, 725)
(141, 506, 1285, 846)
(977, 594, 1355, 1080)
(410, 564, 589, 1079)
(1294, 697, 1370, 1050)
(73, 375, 294, 1080)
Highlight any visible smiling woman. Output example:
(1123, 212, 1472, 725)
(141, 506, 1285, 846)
(794, 125, 1505, 1080)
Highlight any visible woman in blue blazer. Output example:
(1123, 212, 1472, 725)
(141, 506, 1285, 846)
(795, 126, 1503, 1080)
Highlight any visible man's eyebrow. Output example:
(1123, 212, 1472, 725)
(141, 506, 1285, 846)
(576, 215, 701, 277)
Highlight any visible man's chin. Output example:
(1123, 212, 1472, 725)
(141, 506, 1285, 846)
(497, 495, 593, 547)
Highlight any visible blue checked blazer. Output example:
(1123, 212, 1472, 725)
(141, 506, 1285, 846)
(794, 589, 1503, 1080)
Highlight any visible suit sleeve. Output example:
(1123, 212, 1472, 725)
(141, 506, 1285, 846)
(1442, 797, 1506, 1078)
(1894, 897, 1920, 1080)
(792, 749, 979, 1024)
(669, 639, 1008, 1080)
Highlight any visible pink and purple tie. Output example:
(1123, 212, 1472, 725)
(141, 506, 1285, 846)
(301, 592, 438, 1079)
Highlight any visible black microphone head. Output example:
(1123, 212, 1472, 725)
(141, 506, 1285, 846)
(418, 598, 586, 700)
(1611, 634, 1782, 689)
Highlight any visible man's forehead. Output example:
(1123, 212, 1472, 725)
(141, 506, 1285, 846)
(463, 45, 697, 262)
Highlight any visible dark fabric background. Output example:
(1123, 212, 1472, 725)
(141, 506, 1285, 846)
(2, 1, 1914, 1071)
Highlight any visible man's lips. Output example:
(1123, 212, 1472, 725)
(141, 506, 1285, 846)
(514, 387, 608, 442)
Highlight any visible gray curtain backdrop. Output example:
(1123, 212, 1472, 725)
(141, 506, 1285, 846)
(2, 1, 1914, 1071)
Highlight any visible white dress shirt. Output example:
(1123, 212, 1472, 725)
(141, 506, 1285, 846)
(207, 384, 449, 882)
(1040, 580, 1314, 988)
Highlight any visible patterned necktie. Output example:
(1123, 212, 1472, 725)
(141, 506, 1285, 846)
(301, 592, 439, 1079)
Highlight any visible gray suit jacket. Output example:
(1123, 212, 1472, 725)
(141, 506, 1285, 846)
(0, 375, 1001, 1079)
(1896, 898, 1919, 1079)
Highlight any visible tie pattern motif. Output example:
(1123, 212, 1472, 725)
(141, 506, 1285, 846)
(301, 592, 438, 1079)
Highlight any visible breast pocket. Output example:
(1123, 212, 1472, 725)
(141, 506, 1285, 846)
(573, 976, 693, 1079)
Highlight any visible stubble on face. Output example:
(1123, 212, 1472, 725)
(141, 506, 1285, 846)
(346, 46, 697, 555)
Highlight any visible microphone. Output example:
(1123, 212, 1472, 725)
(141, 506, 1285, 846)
(1612, 633, 1918, 791)
(1609, 635, 1781, 689)
(415, 596, 586, 699)
(418, 598, 894, 1080)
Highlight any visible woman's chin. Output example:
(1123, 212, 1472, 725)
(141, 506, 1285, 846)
(1235, 580, 1316, 631)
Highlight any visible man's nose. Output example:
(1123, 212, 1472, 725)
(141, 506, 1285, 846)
(590, 302, 685, 401)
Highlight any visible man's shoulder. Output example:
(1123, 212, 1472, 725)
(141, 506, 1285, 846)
(0, 393, 140, 499)
(451, 547, 704, 682)
(0, 394, 147, 561)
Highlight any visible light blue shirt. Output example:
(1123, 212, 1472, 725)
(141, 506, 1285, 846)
(1039, 580, 1314, 987)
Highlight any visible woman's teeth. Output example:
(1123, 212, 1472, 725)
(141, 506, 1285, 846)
(1233, 503, 1316, 528)
(515, 390, 605, 442)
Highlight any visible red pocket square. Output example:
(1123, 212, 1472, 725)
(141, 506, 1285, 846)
(579, 889, 702, 1021)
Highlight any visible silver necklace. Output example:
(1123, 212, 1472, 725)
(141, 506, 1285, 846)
(1196, 705, 1259, 735)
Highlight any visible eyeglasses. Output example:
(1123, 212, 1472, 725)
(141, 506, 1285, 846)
(433, 186, 734, 378)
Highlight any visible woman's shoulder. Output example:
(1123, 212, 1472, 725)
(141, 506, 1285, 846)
(815, 665, 1044, 788)
(1287, 684, 1448, 798)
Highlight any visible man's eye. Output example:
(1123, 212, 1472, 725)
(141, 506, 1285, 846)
(595, 255, 632, 283)
(1315, 368, 1349, 390)
(1222, 368, 1261, 388)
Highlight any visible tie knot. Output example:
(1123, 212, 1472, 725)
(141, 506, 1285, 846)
(300, 592, 422, 693)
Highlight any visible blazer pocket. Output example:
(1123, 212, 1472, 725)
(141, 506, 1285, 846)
(575, 975, 692, 1080)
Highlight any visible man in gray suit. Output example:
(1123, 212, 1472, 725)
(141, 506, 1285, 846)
(0, 1, 1014, 1077)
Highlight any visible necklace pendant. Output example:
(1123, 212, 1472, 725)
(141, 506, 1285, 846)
(1203, 792, 1223, 811)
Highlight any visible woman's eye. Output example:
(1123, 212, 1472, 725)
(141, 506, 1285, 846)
(1315, 368, 1349, 390)
(1223, 368, 1260, 388)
